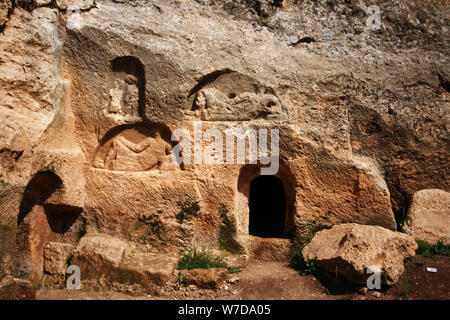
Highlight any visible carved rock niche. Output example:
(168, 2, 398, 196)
(184, 70, 287, 121)
(93, 123, 180, 172)
(106, 56, 146, 120)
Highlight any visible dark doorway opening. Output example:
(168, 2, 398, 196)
(249, 176, 286, 238)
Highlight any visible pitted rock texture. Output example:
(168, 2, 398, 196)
(43, 242, 75, 275)
(404, 189, 450, 244)
(302, 223, 418, 285)
(179, 268, 228, 289)
(0, 0, 448, 290)
(56, 0, 95, 11)
(0, 0, 12, 28)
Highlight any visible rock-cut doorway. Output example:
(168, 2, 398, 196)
(248, 175, 286, 238)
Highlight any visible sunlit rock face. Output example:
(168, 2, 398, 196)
(0, 0, 448, 290)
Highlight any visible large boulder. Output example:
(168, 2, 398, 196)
(71, 233, 131, 279)
(71, 233, 176, 291)
(302, 223, 417, 285)
(120, 253, 177, 287)
(403, 189, 450, 244)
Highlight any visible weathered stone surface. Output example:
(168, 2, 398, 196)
(179, 268, 228, 289)
(71, 233, 130, 279)
(0, 1, 449, 291)
(247, 237, 292, 262)
(0, 0, 12, 28)
(56, 0, 94, 10)
(0, 277, 35, 300)
(43, 242, 75, 275)
(35, 0, 52, 6)
(120, 253, 177, 286)
(404, 189, 450, 244)
(16, 205, 55, 282)
(0, 7, 62, 186)
(72, 234, 178, 290)
(302, 223, 418, 285)
(0, 181, 22, 281)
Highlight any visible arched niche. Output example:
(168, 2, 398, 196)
(92, 122, 183, 172)
(107, 56, 146, 118)
(236, 164, 297, 238)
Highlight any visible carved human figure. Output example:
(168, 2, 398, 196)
(108, 75, 139, 117)
(185, 88, 284, 121)
(104, 140, 118, 170)
(102, 132, 174, 171)
(108, 79, 124, 114)
(122, 75, 139, 117)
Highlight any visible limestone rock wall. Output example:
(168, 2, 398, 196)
(0, 0, 448, 283)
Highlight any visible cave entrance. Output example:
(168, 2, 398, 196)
(249, 175, 286, 238)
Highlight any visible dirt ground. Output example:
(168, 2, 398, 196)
(35, 255, 449, 300)
(381, 255, 450, 300)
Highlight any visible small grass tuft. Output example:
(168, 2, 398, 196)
(177, 248, 227, 270)
(290, 246, 306, 270)
(302, 257, 319, 276)
(416, 261, 426, 267)
(177, 248, 240, 275)
(227, 266, 242, 274)
(290, 246, 319, 275)
(177, 273, 184, 285)
(416, 240, 450, 258)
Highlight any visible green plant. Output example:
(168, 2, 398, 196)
(227, 267, 241, 274)
(290, 246, 306, 269)
(416, 261, 426, 267)
(302, 257, 318, 275)
(416, 240, 450, 258)
(176, 199, 200, 224)
(177, 273, 184, 285)
(177, 248, 227, 270)
(290, 246, 319, 275)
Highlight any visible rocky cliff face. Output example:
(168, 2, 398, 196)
(0, 0, 448, 285)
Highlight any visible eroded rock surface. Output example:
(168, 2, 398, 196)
(0, 0, 12, 28)
(0, 277, 35, 300)
(43, 242, 75, 275)
(302, 223, 417, 285)
(179, 268, 228, 289)
(404, 189, 450, 244)
(72, 233, 176, 291)
(0, 0, 448, 293)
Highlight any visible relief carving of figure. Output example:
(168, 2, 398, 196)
(184, 87, 285, 121)
(108, 74, 139, 118)
(99, 132, 176, 172)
